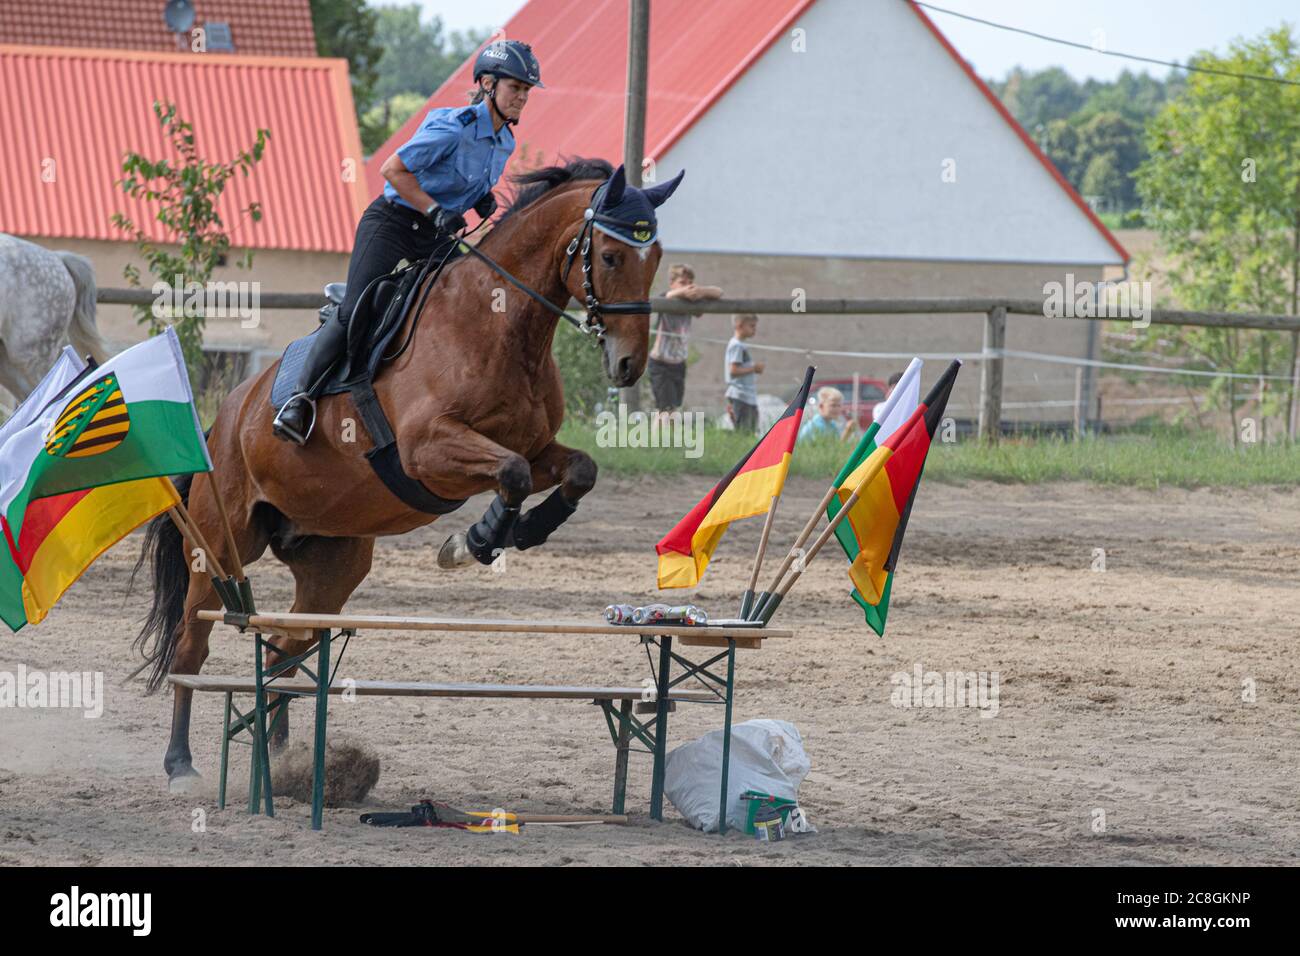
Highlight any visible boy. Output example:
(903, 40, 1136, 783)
(649, 264, 722, 413)
(724, 313, 764, 431)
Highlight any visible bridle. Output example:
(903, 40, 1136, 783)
(459, 184, 654, 344)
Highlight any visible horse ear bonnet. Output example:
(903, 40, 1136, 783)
(589, 166, 685, 248)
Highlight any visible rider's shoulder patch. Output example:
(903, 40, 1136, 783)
(457, 108, 477, 126)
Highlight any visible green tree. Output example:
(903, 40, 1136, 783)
(1135, 26, 1300, 442)
(360, 7, 491, 150)
(309, 0, 384, 146)
(994, 66, 1085, 130)
(1039, 117, 1081, 183)
(111, 102, 267, 389)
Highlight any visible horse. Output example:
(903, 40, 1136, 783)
(0, 234, 111, 402)
(133, 159, 685, 787)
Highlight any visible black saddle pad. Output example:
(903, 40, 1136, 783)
(269, 261, 431, 410)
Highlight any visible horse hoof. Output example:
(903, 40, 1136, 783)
(167, 768, 203, 794)
(437, 532, 475, 569)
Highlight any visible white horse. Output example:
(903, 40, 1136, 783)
(0, 233, 112, 402)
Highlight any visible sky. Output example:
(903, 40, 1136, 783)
(380, 0, 1298, 82)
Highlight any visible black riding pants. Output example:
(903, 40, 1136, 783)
(295, 197, 455, 394)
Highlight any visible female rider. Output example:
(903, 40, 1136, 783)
(273, 39, 544, 445)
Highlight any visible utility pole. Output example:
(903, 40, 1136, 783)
(620, 0, 650, 411)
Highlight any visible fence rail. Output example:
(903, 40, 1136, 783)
(96, 287, 1300, 440)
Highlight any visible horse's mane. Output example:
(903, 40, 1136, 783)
(498, 157, 613, 222)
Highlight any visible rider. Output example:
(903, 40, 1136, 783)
(272, 39, 544, 445)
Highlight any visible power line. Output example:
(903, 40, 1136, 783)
(910, 1, 1300, 88)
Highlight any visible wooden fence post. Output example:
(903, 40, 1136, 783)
(978, 305, 1006, 442)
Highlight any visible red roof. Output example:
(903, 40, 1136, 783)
(0, 0, 317, 57)
(365, 0, 1125, 262)
(0, 44, 367, 252)
(365, 0, 816, 198)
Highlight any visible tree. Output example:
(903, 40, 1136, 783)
(1135, 26, 1300, 442)
(309, 0, 384, 146)
(358, 6, 492, 151)
(111, 102, 268, 390)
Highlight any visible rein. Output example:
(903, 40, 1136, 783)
(458, 185, 654, 342)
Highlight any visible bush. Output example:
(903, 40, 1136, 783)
(552, 317, 612, 421)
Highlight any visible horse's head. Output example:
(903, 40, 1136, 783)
(562, 164, 685, 387)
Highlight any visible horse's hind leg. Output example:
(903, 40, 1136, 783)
(165, 577, 222, 787)
(264, 535, 375, 750)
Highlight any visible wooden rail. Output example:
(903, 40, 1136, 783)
(96, 288, 1300, 441)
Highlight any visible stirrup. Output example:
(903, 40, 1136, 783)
(272, 393, 317, 446)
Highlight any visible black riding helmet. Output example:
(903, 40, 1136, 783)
(473, 39, 545, 89)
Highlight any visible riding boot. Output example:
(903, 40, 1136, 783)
(273, 318, 349, 445)
(465, 495, 520, 565)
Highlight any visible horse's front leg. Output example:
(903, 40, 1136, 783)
(511, 440, 597, 551)
(410, 421, 534, 568)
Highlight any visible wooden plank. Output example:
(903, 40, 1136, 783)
(677, 634, 763, 650)
(167, 674, 715, 702)
(196, 609, 792, 640)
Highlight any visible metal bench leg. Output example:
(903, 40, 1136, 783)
(718, 639, 736, 835)
(253, 633, 274, 817)
(219, 691, 232, 811)
(310, 627, 332, 831)
(612, 698, 632, 815)
(649, 635, 673, 821)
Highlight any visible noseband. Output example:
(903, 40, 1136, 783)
(460, 185, 654, 343)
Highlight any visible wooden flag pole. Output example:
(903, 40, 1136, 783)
(753, 451, 890, 624)
(203, 471, 245, 582)
(754, 483, 838, 613)
(166, 507, 228, 581)
(739, 494, 780, 618)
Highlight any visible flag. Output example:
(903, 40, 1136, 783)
(831, 360, 959, 635)
(0, 328, 210, 631)
(826, 358, 923, 634)
(656, 367, 814, 589)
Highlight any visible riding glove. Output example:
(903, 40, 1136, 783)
(433, 208, 467, 234)
(473, 191, 498, 219)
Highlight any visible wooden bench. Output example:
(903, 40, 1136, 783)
(171, 674, 717, 821)
(193, 610, 793, 831)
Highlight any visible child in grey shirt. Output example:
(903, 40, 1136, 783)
(724, 313, 764, 431)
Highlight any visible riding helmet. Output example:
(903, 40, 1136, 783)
(473, 39, 545, 88)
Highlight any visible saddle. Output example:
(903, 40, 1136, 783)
(270, 261, 423, 409)
(269, 259, 468, 516)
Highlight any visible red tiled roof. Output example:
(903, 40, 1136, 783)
(0, 0, 317, 57)
(365, 0, 815, 198)
(366, 0, 1125, 262)
(0, 44, 367, 252)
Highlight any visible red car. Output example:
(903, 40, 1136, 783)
(810, 376, 889, 430)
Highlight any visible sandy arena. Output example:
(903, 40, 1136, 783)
(1, 476, 1296, 865)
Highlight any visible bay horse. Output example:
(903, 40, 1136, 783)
(134, 159, 684, 787)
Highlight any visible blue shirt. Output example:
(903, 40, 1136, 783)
(383, 98, 515, 215)
(798, 413, 841, 443)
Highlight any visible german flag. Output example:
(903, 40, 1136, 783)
(656, 367, 814, 589)
(2, 478, 179, 628)
(835, 361, 959, 613)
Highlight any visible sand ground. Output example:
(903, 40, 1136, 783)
(1, 476, 1297, 865)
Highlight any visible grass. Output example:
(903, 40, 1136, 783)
(557, 419, 1300, 489)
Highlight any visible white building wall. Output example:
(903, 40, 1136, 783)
(652, 0, 1122, 265)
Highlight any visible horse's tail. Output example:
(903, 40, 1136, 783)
(55, 251, 111, 364)
(130, 473, 193, 693)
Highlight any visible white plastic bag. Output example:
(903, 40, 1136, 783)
(663, 719, 809, 833)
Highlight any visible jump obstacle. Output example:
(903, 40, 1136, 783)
(184, 610, 793, 832)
